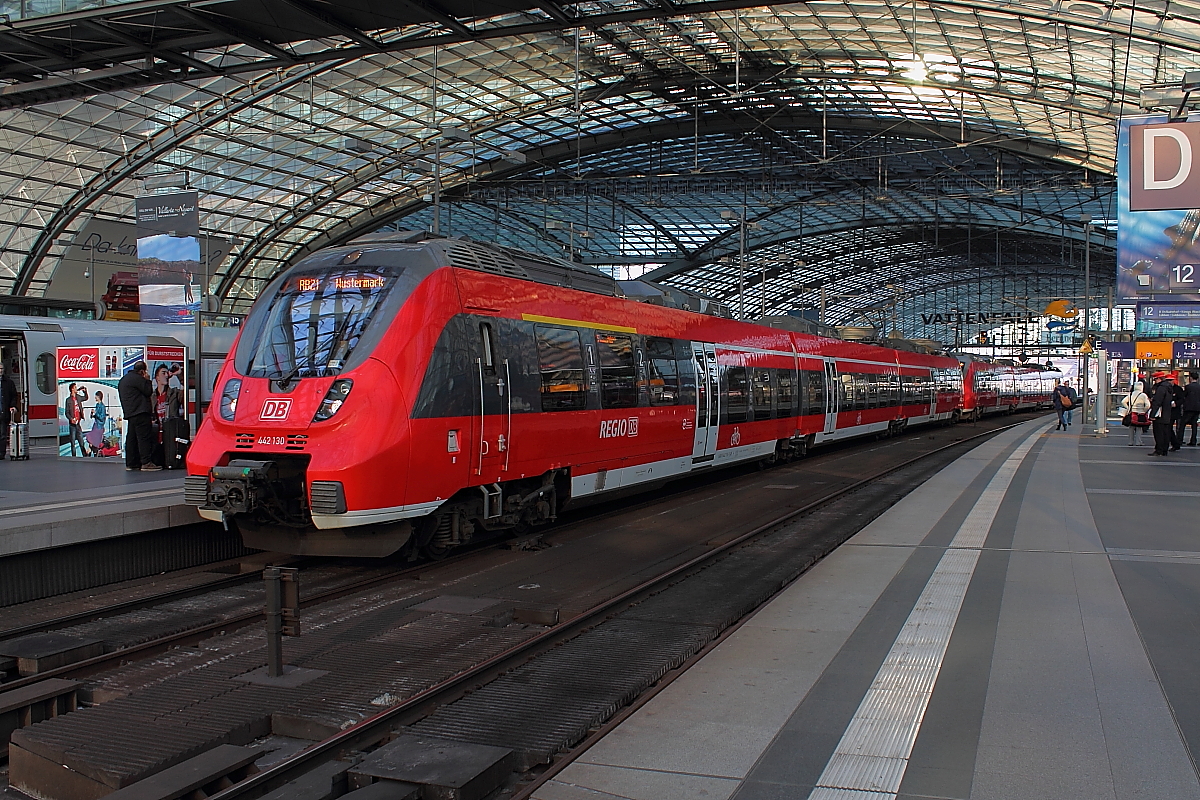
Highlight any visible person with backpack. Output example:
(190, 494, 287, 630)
(1121, 381, 1151, 447)
(1053, 379, 1078, 430)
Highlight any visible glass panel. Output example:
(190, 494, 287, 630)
(535, 326, 586, 411)
(35, 352, 54, 395)
(480, 323, 495, 371)
(777, 369, 794, 418)
(595, 332, 637, 409)
(806, 369, 824, 413)
(243, 267, 397, 379)
(675, 342, 696, 409)
(646, 337, 679, 406)
(724, 365, 749, 424)
(752, 368, 772, 421)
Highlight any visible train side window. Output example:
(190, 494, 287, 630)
(674, 341, 697, 408)
(777, 369, 795, 418)
(35, 352, 54, 395)
(751, 368, 773, 421)
(839, 373, 854, 410)
(723, 365, 749, 424)
(535, 325, 586, 411)
(479, 323, 496, 373)
(595, 332, 637, 409)
(806, 369, 824, 412)
(646, 337, 680, 406)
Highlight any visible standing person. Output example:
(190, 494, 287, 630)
(1123, 381, 1151, 447)
(118, 361, 160, 472)
(64, 382, 91, 457)
(1149, 371, 1175, 456)
(151, 365, 174, 466)
(1170, 372, 1186, 451)
(1053, 380, 1075, 430)
(1183, 371, 1200, 446)
(0, 361, 18, 457)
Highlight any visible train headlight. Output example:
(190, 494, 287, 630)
(313, 379, 353, 422)
(219, 379, 242, 421)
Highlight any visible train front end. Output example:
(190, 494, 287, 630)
(185, 241, 450, 557)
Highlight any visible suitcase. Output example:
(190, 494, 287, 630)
(8, 421, 28, 460)
(162, 416, 190, 469)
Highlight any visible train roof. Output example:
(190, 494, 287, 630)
(345, 231, 736, 318)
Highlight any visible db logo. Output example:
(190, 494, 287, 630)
(599, 417, 639, 438)
(259, 399, 292, 421)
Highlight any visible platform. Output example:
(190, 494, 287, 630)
(535, 415, 1200, 800)
(0, 448, 198, 558)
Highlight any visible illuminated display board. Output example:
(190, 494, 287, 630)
(288, 272, 387, 293)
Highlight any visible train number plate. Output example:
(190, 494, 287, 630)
(256, 435, 287, 446)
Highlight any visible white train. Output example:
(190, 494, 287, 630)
(0, 314, 235, 440)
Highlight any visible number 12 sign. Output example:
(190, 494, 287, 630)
(1170, 264, 1197, 289)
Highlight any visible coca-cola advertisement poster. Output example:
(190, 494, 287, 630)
(57, 348, 99, 378)
(57, 344, 187, 460)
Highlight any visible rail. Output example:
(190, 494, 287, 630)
(208, 417, 1038, 800)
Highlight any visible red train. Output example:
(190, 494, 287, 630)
(958, 355, 1060, 422)
(186, 232, 964, 557)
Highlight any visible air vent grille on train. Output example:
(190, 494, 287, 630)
(309, 481, 347, 515)
(444, 243, 529, 279)
(286, 435, 308, 451)
(184, 475, 209, 505)
(235, 433, 254, 449)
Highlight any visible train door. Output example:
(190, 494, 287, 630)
(823, 359, 838, 434)
(691, 342, 719, 459)
(473, 321, 511, 482)
(0, 334, 27, 422)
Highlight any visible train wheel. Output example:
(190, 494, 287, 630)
(416, 513, 455, 560)
(422, 541, 452, 560)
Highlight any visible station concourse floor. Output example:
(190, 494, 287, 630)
(0, 445, 193, 558)
(535, 415, 1200, 800)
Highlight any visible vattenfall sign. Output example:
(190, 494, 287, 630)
(920, 311, 1040, 326)
(1130, 121, 1200, 211)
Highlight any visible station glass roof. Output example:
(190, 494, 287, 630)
(1, 0, 1193, 333)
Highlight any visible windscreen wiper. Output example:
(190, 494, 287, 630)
(275, 363, 304, 390)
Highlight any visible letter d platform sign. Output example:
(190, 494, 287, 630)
(1130, 121, 1200, 211)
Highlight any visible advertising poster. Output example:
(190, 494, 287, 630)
(57, 345, 187, 459)
(1117, 115, 1200, 304)
(57, 347, 123, 458)
(136, 191, 201, 324)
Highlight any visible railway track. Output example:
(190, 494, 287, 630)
(195, 415, 1040, 800)
(0, 413, 1000, 694)
(0, 552, 484, 693)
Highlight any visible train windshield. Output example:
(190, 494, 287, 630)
(243, 266, 400, 379)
